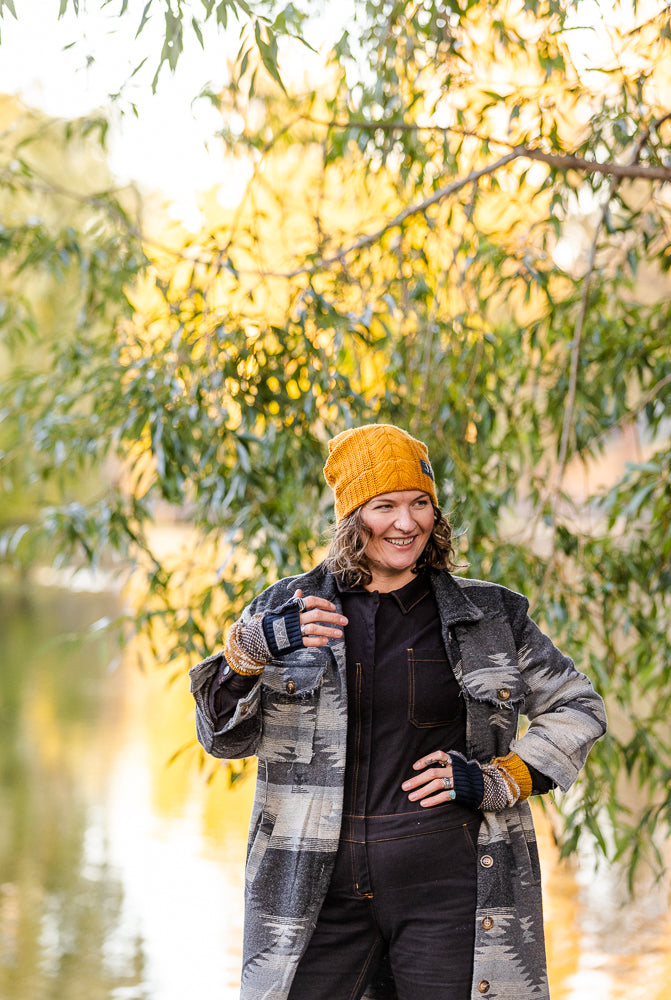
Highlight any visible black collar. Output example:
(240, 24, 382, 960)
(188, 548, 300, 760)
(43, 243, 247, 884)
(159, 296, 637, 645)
(335, 571, 431, 615)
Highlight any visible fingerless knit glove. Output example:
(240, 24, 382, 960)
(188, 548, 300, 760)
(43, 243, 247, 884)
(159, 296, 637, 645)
(224, 598, 306, 676)
(448, 750, 534, 812)
(224, 613, 273, 676)
(261, 598, 304, 657)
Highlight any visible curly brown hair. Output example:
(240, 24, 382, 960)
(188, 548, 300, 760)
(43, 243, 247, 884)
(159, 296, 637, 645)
(324, 503, 457, 589)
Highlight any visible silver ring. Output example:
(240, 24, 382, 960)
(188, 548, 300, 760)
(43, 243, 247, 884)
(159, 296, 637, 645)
(295, 597, 306, 612)
(300, 624, 306, 635)
(442, 776, 453, 791)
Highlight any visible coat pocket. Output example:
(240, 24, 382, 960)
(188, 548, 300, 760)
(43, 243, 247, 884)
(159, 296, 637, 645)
(260, 661, 326, 764)
(460, 666, 528, 710)
(245, 809, 276, 887)
(456, 617, 530, 710)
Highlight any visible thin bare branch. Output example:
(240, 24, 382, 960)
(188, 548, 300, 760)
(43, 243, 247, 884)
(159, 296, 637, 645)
(521, 147, 671, 183)
(554, 110, 671, 504)
(282, 152, 520, 278)
(306, 114, 671, 183)
(578, 371, 671, 456)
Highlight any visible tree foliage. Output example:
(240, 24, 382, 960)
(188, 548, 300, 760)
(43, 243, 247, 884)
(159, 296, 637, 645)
(1, 0, 671, 880)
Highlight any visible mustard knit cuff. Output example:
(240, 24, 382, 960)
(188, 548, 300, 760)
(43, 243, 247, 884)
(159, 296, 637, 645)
(492, 752, 533, 802)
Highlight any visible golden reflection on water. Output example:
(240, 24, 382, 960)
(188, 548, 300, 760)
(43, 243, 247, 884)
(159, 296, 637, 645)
(538, 810, 671, 1000)
(99, 653, 256, 1000)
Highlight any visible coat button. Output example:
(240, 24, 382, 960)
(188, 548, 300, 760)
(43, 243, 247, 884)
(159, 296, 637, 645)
(478, 982, 490, 994)
(481, 916, 494, 930)
(285, 680, 296, 694)
(480, 854, 494, 868)
(498, 687, 511, 700)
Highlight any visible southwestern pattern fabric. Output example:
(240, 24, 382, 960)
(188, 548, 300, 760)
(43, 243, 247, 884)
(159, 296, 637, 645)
(190, 566, 607, 1000)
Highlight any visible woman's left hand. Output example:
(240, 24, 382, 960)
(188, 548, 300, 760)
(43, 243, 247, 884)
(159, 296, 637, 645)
(293, 588, 348, 646)
(401, 751, 455, 807)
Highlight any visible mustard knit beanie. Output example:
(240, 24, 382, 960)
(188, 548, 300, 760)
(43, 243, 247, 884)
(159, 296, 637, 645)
(323, 424, 438, 522)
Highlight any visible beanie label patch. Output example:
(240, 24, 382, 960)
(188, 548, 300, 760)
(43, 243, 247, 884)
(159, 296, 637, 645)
(420, 459, 435, 481)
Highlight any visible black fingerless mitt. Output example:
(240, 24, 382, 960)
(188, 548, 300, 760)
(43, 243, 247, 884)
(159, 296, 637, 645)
(261, 599, 304, 657)
(448, 750, 485, 810)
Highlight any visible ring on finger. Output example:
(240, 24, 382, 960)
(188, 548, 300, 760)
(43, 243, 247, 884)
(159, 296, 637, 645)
(300, 624, 307, 635)
(442, 776, 453, 791)
(295, 597, 306, 612)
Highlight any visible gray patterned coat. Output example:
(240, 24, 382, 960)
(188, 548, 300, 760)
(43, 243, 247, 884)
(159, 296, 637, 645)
(190, 564, 607, 1000)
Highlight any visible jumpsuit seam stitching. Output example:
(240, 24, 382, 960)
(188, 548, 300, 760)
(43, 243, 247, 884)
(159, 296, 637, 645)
(348, 934, 384, 1000)
(345, 822, 481, 845)
(350, 661, 363, 812)
(343, 808, 462, 821)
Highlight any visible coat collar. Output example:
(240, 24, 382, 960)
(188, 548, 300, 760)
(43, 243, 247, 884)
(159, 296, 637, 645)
(429, 570, 484, 625)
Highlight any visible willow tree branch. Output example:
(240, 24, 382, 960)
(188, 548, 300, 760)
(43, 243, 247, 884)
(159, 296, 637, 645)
(527, 113, 671, 600)
(552, 201, 607, 512)
(282, 152, 519, 277)
(578, 371, 671, 457)
(305, 114, 671, 183)
(553, 110, 671, 507)
(520, 147, 671, 183)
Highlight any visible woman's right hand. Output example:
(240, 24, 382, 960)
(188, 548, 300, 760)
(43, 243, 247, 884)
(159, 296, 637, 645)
(293, 588, 348, 647)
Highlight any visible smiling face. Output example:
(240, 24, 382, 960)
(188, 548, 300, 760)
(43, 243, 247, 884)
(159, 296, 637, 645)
(360, 490, 435, 592)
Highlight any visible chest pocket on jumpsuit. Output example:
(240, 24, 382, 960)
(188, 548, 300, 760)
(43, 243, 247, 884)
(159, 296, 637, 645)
(407, 646, 463, 728)
(260, 656, 326, 764)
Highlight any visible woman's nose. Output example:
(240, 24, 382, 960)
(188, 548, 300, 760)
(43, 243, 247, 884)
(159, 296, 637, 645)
(393, 507, 415, 530)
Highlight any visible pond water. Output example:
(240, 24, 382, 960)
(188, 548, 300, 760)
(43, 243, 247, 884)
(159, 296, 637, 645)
(1, 582, 669, 1000)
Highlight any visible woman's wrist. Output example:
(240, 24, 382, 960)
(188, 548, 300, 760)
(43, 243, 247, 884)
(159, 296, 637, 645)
(445, 750, 534, 812)
(261, 597, 305, 656)
(447, 752, 485, 810)
(480, 753, 533, 811)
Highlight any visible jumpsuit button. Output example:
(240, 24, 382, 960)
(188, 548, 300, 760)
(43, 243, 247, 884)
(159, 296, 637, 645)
(498, 687, 511, 700)
(480, 854, 494, 868)
(481, 916, 494, 930)
(478, 981, 490, 994)
(285, 680, 296, 694)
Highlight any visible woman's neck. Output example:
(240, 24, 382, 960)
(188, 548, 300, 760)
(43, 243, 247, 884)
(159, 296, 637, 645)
(364, 567, 418, 593)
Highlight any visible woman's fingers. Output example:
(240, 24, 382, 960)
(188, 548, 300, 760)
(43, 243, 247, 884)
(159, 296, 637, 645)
(404, 776, 455, 807)
(402, 753, 455, 807)
(300, 623, 346, 647)
(402, 766, 453, 792)
(301, 594, 348, 616)
(413, 788, 455, 807)
(303, 610, 349, 629)
(292, 589, 348, 646)
(412, 752, 452, 771)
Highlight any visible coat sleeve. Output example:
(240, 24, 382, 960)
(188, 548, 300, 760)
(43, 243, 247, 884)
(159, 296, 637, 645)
(189, 648, 263, 760)
(507, 600, 607, 792)
(188, 573, 307, 761)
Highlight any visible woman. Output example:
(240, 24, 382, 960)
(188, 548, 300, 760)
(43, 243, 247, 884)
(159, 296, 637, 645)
(190, 423, 607, 1000)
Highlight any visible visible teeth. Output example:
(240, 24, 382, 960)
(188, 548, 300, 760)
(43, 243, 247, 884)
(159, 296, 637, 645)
(386, 538, 414, 546)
